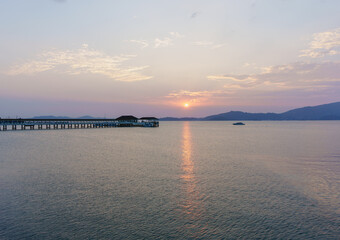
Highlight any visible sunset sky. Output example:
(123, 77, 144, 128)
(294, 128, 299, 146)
(1, 0, 339, 117)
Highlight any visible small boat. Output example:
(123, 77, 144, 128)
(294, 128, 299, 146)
(233, 122, 245, 125)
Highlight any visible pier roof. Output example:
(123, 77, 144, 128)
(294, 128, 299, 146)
(115, 115, 138, 121)
(140, 117, 159, 120)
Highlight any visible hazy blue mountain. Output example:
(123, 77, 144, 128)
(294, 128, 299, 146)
(280, 102, 340, 120)
(203, 102, 340, 120)
(160, 117, 201, 121)
(203, 111, 281, 121)
(32, 115, 104, 119)
(160, 101, 340, 121)
(32, 102, 340, 121)
(33, 115, 71, 119)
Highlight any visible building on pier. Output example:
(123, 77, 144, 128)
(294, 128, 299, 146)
(139, 117, 159, 127)
(115, 115, 138, 127)
(115, 115, 138, 122)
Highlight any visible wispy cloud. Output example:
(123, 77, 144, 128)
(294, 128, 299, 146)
(128, 32, 183, 49)
(154, 37, 173, 48)
(192, 41, 214, 46)
(154, 32, 183, 48)
(192, 41, 225, 49)
(166, 61, 340, 106)
(128, 40, 149, 49)
(208, 62, 340, 90)
(166, 89, 227, 105)
(7, 44, 152, 82)
(168, 90, 216, 98)
(211, 44, 225, 49)
(300, 28, 340, 58)
(169, 32, 184, 38)
(190, 12, 200, 19)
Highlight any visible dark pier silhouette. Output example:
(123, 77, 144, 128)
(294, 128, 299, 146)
(0, 116, 159, 131)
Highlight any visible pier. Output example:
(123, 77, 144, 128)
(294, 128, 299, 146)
(0, 116, 159, 131)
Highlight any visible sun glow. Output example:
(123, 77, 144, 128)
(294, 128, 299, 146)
(184, 103, 190, 108)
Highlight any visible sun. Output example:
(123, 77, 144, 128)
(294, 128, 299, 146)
(184, 103, 190, 108)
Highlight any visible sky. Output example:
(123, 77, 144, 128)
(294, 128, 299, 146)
(0, 0, 339, 118)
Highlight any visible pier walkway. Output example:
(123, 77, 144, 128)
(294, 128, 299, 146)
(0, 117, 159, 131)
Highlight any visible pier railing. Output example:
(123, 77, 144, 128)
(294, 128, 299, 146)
(0, 118, 159, 131)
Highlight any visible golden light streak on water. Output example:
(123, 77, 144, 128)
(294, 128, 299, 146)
(179, 122, 208, 237)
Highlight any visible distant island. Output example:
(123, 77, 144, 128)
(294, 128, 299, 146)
(161, 101, 340, 121)
(32, 115, 99, 119)
(28, 101, 340, 121)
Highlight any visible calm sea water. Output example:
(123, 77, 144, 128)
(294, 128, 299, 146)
(0, 121, 339, 239)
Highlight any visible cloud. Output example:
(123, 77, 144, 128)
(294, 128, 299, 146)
(300, 28, 340, 58)
(7, 44, 152, 82)
(190, 12, 200, 19)
(192, 41, 225, 49)
(208, 75, 257, 84)
(129, 40, 149, 49)
(211, 44, 225, 49)
(165, 61, 340, 106)
(128, 32, 183, 49)
(192, 41, 214, 46)
(166, 90, 228, 105)
(154, 37, 173, 48)
(169, 32, 184, 38)
(154, 32, 183, 48)
(208, 61, 340, 90)
(168, 90, 215, 98)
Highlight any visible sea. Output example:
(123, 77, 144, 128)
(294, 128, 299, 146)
(0, 121, 339, 239)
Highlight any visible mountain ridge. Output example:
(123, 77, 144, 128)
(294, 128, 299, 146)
(160, 101, 340, 121)
(29, 102, 340, 121)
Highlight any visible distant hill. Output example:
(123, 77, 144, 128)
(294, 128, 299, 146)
(31, 102, 340, 121)
(202, 111, 281, 121)
(33, 115, 71, 119)
(160, 102, 340, 121)
(32, 115, 105, 119)
(160, 117, 202, 121)
(279, 102, 340, 120)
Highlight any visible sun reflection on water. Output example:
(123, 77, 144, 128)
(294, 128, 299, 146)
(179, 122, 207, 237)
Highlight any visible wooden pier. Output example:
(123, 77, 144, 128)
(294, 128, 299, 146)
(0, 116, 159, 131)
